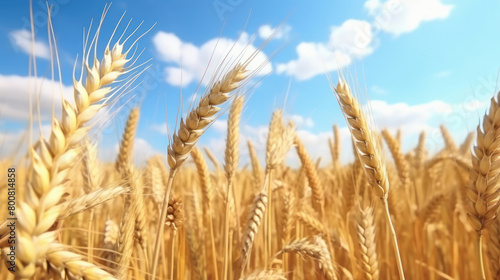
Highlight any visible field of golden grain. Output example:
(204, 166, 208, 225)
(0, 6, 498, 280)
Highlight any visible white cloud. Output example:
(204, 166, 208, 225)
(287, 114, 314, 128)
(152, 31, 272, 87)
(434, 70, 451, 78)
(366, 99, 453, 135)
(151, 95, 487, 169)
(364, 0, 453, 35)
(278, 0, 453, 80)
(276, 20, 374, 80)
(329, 20, 375, 58)
(371, 85, 387, 95)
(276, 42, 351, 80)
(258, 24, 292, 40)
(165, 67, 195, 86)
(194, 95, 482, 168)
(212, 119, 228, 133)
(133, 138, 162, 166)
(151, 123, 169, 135)
(0, 130, 27, 158)
(8, 29, 51, 59)
(201, 121, 354, 168)
(0, 75, 73, 121)
(0, 124, 51, 158)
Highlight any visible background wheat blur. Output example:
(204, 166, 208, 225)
(1, 3, 500, 280)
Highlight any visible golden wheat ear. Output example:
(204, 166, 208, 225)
(15, 7, 149, 279)
(331, 78, 405, 280)
(151, 33, 272, 278)
(466, 90, 500, 280)
(355, 206, 380, 280)
(278, 236, 338, 280)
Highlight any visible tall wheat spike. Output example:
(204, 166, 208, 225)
(14, 9, 143, 278)
(248, 139, 262, 189)
(223, 96, 244, 280)
(440, 125, 458, 153)
(332, 78, 405, 280)
(459, 131, 475, 155)
(191, 147, 218, 280)
(262, 110, 295, 264)
(382, 129, 409, 188)
(280, 236, 337, 280)
(241, 192, 268, 269)
(414, 131, 426, 171)
(294, 135, 325, 218)
(81, 140, 100, 263)
(281, 189, 295, 243)
(191, 147, 213, 211)
(152, 58, 252, 279)
(116, 108, 140, 175)
(355, 207, 379, 280)
(466, 90, 500, 279)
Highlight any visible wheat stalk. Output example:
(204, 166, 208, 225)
(82, 140, 100, 194)
(279, 236, 338, 280)
(46, 243, 117, 279)
(115, 169, 140, 279)
(116, 107, 140, 175)
(223, 96, 244, 280)
(205, 147, 221, 172)
(57, 186, 129, 220)
(151, 61, 250, 280)
(191, 147, 218, 280)
(466, 91, 500, 279)
(332, 78, 405, 280)
(16, 11, 144, 278)
(263, 110, 295, 264)
(440, 125, 458, 153)
(355, 207, 379, 280)
(414, 131, 426, 171)
(191, 147, 213, 211)
(296, 210, 327, 235)
(382, 129, 409, 188)
(241, 191, 268, 269)
(281, 189, 295, 243)
(248, 139, 263, 189)
(294, 135, 325, 219)
(459, 131, 475, 156)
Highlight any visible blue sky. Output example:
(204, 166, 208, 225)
(1, 0, 499, 166)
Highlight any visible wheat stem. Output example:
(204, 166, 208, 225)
(151, 171, 175, 279)
(170, 229, 177, 280)
(381, 198, 405, 280)
(223, 177, 234, 280)
(478, 233, 486, 280)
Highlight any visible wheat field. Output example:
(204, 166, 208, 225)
(1, 4, 499, 280)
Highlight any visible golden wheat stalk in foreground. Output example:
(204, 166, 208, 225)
(332, 79, 405, 280)
(11, 9, 145, 279)
(222, 96, 244, 280)
(466, 90, 500, 280)
(151, 62, 249, 279)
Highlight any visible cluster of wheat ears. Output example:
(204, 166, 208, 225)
(1, 6, 500, 280)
